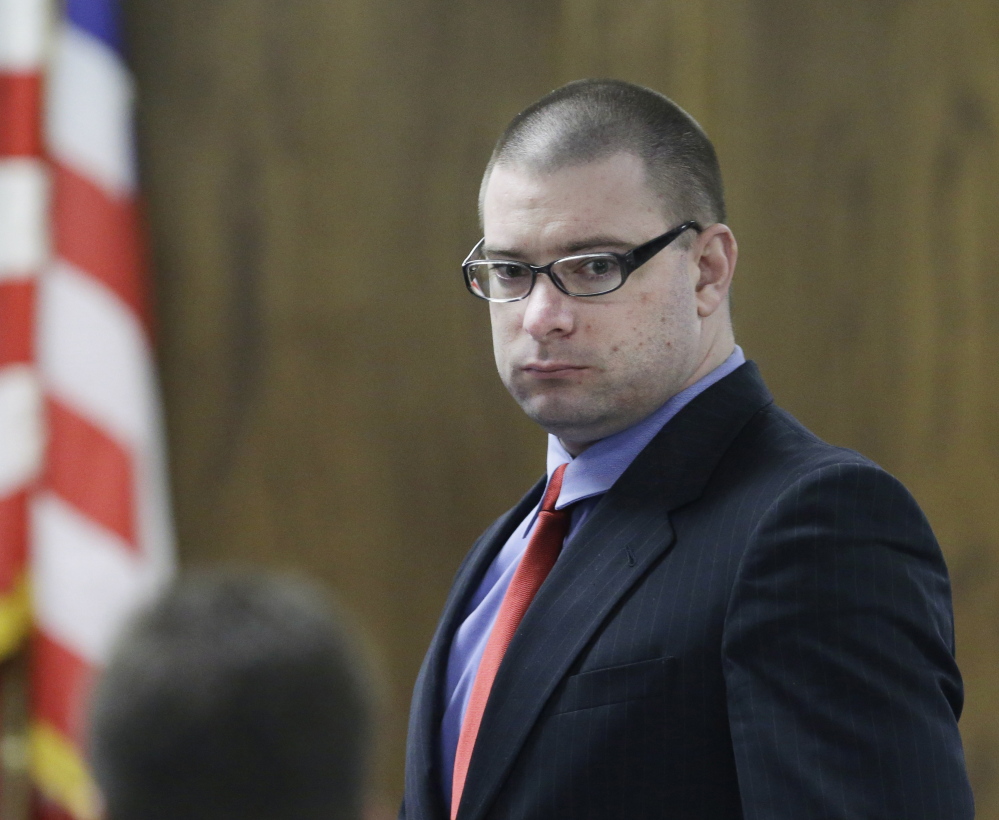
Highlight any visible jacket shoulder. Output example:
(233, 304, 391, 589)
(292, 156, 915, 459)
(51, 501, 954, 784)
(729, 401, 904, 494)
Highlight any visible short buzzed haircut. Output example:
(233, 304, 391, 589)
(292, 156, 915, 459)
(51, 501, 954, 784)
(481, 79, 725, 228)
(88, 571, 373, 820)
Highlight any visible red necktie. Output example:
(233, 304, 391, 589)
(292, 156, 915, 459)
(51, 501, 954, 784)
(450, 463, 571, 819)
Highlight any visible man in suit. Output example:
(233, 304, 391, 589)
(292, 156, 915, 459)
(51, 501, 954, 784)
(402, 79, 973, 819)
(89, 571, 375, 820)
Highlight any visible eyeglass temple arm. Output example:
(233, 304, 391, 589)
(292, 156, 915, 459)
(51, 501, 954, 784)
(463, 238, 486, 266)
(626, 221, 703, 269)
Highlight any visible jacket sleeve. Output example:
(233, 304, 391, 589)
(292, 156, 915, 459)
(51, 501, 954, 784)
(723, 460, 974, 819)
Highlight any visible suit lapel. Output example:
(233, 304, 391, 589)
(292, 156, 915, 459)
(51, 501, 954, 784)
(404, 479, 546, 820)
(456, 492, 675, 820)
(455, 362, 774, 820)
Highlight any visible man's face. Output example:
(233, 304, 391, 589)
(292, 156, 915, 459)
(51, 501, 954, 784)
(482, 152, 709, 453)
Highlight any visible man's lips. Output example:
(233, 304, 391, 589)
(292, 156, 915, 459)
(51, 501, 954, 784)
(520, 362, 588, 378)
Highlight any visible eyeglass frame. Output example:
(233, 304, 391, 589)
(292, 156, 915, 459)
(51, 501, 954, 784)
(462, 220, 703, 302)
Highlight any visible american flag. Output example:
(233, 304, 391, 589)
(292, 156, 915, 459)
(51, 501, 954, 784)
(0, 0, 175, 817)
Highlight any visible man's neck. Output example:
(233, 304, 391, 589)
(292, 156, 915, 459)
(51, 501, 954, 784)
(683, 337, 737, 394)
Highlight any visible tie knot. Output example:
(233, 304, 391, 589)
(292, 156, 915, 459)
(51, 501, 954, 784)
(541, 463, 569, 513)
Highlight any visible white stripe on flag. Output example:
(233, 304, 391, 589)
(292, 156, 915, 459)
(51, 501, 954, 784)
(37, 259, 156, 449)
(0, 0, 50, 70)
(45, 24, 137, 196)
(31, 491, 148, 665)
(0, 158, 48, 279)
(0, 365, 43, 494)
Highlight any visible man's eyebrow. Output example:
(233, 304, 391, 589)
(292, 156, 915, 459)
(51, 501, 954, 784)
(561, 236, 635, 254)
(482, 246, 528, 260)
(484, 236, 636, 260)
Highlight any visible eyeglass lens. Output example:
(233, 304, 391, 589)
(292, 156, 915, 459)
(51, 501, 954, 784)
(466, 254, 625, 300)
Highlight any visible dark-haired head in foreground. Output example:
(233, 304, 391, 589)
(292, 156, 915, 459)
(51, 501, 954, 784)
(88, 571, 372, 820)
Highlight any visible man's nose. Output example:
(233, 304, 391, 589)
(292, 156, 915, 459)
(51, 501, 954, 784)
(521, 274, 575, 340)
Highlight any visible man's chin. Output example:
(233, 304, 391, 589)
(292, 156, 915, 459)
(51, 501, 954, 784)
(518, 398, 611, 444)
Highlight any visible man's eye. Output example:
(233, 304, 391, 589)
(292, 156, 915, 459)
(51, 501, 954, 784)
(494, 264, 528, 279)
(571, 257, 619, 278)
(584, 259, 613, 276)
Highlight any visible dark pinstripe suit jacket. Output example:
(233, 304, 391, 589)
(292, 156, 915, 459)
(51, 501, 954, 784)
(402, 362, 973, 820)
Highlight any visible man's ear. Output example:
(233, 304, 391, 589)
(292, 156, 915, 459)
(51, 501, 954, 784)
(693, 224, 738, 318)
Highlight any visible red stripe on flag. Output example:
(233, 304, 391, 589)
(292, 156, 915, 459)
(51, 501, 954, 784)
(44, 398, 137, 551)
(0, 280, 36, 365)
(0, 491, 29, 589)
(0, 73, 43, 157)
(51, 163, 152, 333)
(30, 631, 94, 743)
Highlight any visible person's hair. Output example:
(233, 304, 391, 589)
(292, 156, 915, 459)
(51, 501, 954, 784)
(88, 570, 373, 820)
(480, 79, 725, 229)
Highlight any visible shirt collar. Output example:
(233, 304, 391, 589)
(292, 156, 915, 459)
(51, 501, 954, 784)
(545, 346, 746, 509)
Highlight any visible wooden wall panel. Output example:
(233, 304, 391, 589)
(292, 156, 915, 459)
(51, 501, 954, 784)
(124, 0, 997, 812)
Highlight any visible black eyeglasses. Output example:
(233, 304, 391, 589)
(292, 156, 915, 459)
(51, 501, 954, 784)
(462, 220, 702, 302)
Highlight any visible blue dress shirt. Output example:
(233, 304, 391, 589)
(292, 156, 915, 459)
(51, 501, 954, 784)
(439, 346, 746, 805)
